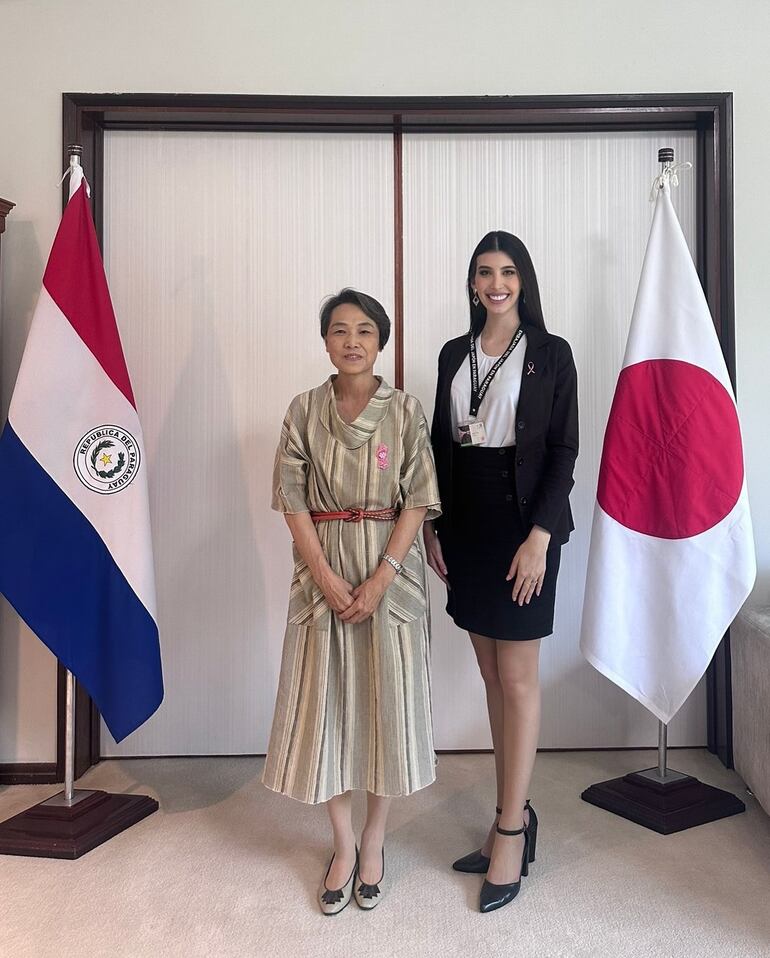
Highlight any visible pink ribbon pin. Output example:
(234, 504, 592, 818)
(376, 443, 389, 470)
(526, 362, 535, 376)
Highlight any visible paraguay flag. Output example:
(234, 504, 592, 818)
(580, 180, 755, 724)
(0, 165, 163, 743)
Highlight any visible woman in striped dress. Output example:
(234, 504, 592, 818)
(262, 288, 441, 914)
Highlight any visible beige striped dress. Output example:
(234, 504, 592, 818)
(262, 377, 441, 804)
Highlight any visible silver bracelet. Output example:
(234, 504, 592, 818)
(381, 553, 403, 575)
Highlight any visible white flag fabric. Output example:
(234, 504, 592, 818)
(579, 182, 756, 724)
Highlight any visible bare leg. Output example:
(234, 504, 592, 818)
(325, 792, 357, 888)
(486, 638, 541, 885)
(469, 631, 505, 854)
(360, 793, 391, 883)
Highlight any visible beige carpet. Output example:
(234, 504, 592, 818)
(1, 750, 769, 958)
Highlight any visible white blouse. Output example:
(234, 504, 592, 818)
(450, 333, 527, 448)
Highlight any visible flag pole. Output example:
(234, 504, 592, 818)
(41, 668, 95, 807)
(657, 719, 667, 778)
(655, 147, 674, 785)
(40, 147, 95, 811)
(64, 670, 76, 803)
(63, 148, 84, 808)
(643, 149, 710, 787)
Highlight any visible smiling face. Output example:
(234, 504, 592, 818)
(472, 251, 522, 319)
(324, 302, 380, 375)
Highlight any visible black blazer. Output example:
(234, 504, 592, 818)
(431, 323, 579, 546)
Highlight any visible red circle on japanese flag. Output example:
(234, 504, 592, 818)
(597, 359, 743, 539)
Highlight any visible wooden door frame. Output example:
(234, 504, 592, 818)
(57, 91, 735, 780)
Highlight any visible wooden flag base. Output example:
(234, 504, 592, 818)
(581, 767, 745, 834)
(0, 789, 158, 859)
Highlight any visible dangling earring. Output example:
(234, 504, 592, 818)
(472, 290, 480, 307)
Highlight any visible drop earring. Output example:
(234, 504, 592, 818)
(472, 290, 480, 307)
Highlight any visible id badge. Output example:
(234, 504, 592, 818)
(458, 418, 487, 447)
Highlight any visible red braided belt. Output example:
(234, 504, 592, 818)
(310, 508, 400, 523)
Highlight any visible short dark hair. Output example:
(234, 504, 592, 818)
(319, 288, 391, 350)
(467, 231, 547, 337)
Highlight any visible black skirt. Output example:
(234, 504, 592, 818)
(440, 444, 561, 641)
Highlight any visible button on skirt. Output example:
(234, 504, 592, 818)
(440, 444, 561, 641)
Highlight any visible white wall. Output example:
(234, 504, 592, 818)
(2, 0, 768, 762)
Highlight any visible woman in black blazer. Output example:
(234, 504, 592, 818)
(424, 231, 578, 914)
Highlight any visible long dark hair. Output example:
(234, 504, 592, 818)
(466, 231, 547, 337)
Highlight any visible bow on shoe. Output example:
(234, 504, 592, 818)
(356, 880, 380, 900)
(321, 887, 345, 905)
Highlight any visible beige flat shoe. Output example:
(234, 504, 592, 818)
(354, 848, 385, 910)
(319, 848, 358, 916)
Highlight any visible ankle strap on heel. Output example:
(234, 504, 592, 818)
(496, 824, 526, 836)
(497, 800, 532, 816)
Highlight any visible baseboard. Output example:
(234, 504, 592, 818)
(0, 763, 59, 785)
(437, 745, 707, 754)
(96, 745, 708, 761)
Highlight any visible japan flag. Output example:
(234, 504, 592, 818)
(579, 181, 756, 724)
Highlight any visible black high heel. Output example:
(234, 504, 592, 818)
(453, 801, 538, 873)
(525, 799, 538, 863)
(451, 806, 502, 873)
(479, 825, 529, 914)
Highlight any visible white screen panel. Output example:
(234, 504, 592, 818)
(102, 131, 394, 755)
(402, 132, 704, 748)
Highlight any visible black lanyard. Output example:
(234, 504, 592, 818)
(468, 327, 524, 417)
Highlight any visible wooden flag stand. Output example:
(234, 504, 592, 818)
(581, 718, 745, 834)
(0, 671, 158, 860)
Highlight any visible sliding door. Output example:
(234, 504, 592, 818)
(402, 131, 700, 747)
(102, 131, 395, 755)
(101, 128, 701, 755)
